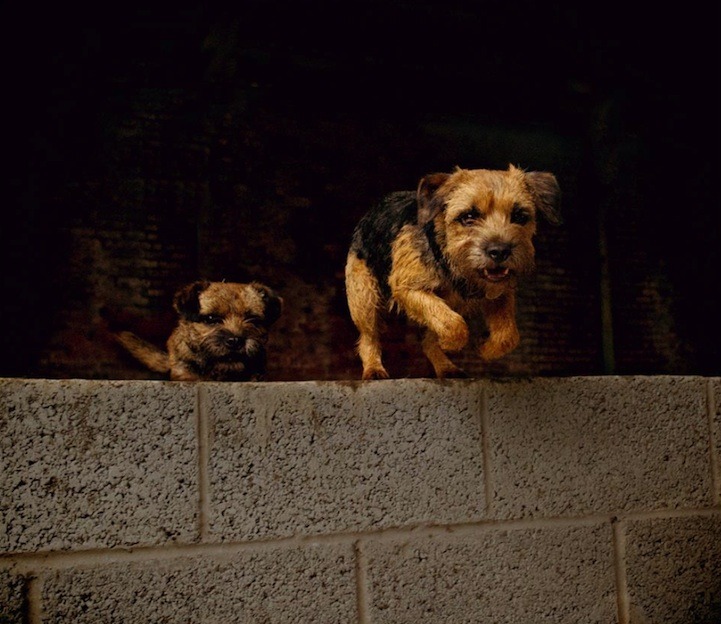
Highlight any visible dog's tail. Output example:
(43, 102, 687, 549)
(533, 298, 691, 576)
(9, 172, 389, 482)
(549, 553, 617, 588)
(114, 331, 170, 373)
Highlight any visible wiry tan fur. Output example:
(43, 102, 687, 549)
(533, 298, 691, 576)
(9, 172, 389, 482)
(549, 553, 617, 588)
(345, 165, 561, 380)
(115, 280, 282, 381)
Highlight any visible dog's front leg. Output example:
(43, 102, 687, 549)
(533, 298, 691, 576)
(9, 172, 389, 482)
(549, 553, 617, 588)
(393, 288, 469, 352)
(422, 329, 468, 378)
(478, 289, 520, 360)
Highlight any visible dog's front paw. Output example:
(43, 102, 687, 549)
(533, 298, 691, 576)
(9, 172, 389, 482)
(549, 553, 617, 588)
(362, 366, 390, 381)
(479, 329, 520, 360)
(436, 364, 468, 379)
(435, 315, 469, 352)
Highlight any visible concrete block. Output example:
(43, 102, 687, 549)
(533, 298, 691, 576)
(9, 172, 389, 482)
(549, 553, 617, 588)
(488, 376, 711, 518)
(203, 379, 485, 540)
(0, 379, 199, 552)
(711, 379, 721, 503)
(363, 522, 617, 623)
(40, 543, 356, 624)
(0, 569, 25, 624)
(625, 514, 721, 624)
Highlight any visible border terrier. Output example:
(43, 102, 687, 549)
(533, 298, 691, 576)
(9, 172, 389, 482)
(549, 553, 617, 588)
(114, 280, 283, 381)
(345, 164, 561, 380)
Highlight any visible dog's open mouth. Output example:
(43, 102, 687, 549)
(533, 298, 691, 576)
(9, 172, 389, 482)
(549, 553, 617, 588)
(482, 267, 511, 282)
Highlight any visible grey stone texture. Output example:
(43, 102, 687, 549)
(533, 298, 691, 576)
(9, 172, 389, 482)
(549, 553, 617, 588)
(203, 379, 486, 540)
(488, 376, 712, 518)
(1, 376, 719, 622)
(1, 379, 199, 552)
(0, 569, 24, 624)
(625, 514, 721, 624)
(712, 378, 721, 503)
(363, 522, 617, 624)
(40, 543, 356, 624)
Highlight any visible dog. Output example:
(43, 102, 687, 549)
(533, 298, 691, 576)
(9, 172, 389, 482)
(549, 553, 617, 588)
(114, 280, 283, 381)
(345, 164, 561, 380)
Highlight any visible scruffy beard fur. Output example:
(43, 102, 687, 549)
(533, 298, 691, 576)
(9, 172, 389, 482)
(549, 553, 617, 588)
(115, 280, 283, 381)
(345, 164, 561, 380)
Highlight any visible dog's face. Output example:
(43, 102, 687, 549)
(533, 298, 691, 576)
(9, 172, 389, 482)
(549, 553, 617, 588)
(172, 281, 283, 364)
(418, 165, 561, 286)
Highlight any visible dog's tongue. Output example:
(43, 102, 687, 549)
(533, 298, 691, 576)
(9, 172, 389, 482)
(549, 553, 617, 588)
(483, 267, 510, 282)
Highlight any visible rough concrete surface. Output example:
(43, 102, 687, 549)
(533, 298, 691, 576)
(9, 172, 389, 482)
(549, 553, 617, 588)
(1, 379, 199, 552)
(1, 376, 720, 623)
(711, 379, 721, 503)
(40, 543, 356, 624)
(0, 569, 24, 624)
(625, 514, 721, 624)
(363, 522, 617, 624)
(488, 376, 711, 518)
(204, 379, 486, 540)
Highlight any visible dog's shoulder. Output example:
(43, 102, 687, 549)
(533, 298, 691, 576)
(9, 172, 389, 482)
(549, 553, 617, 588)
(348, 191, 419, 289)
(350, 191, 416, 251)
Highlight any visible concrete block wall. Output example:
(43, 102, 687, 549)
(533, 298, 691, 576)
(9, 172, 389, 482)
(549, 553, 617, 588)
(1, 376, 720, 623)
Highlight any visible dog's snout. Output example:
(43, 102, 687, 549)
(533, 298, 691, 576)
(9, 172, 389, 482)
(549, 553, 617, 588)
(224, 335, 245, 350)
(485, 243, 511, 263)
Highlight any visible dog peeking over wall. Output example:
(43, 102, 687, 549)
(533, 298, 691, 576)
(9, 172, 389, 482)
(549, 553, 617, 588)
(345, 165, 561, 380)
(113, 280, 282, 381)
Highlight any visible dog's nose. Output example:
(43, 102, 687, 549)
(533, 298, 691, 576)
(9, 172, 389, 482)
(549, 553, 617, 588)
(225, 336, 245, 350)
(486, 243, 511, 263)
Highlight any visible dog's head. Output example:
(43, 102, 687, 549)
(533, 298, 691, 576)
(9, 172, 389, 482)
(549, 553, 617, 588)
(172, 280, 283, 363)
(416, 164, 561, 285)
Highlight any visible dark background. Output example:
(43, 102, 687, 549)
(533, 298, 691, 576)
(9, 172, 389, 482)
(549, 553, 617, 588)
(2, 1, 719, 380)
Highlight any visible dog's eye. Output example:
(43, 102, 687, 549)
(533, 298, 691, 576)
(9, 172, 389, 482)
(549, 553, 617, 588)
(199, 314, 223, 325)
(245, 315, 264, 327)
(457, 207, 480, 226)
(511, 207, 531, 225)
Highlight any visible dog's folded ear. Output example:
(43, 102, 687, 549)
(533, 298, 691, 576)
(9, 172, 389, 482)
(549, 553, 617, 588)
(252, 283, 283, 326)
(526, 171, 563, 225)
(416, 172, 450, 226)
(173, 280, 210, 318)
